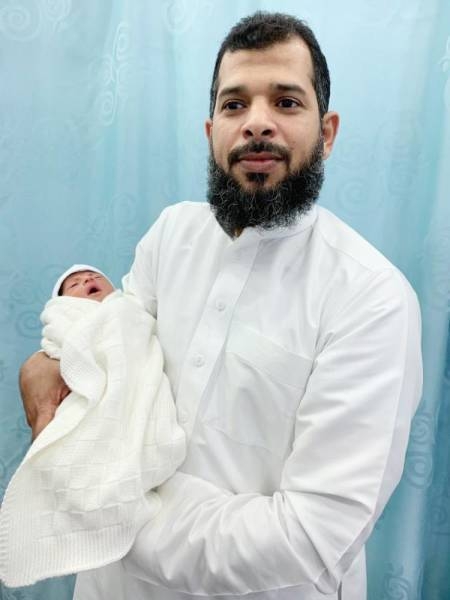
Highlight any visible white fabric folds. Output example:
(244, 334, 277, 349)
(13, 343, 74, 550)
(0, 291, 186, 587)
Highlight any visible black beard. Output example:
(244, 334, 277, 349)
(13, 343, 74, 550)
(207, 138, 325, 238)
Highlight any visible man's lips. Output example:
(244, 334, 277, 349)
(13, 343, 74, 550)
(237, 152, 284, 173)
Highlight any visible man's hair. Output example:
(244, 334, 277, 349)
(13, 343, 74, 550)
(209, 11, 330, 118)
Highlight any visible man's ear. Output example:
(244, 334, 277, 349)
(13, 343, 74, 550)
(321, 111, 339, 159)
(205, 119, 213, 141)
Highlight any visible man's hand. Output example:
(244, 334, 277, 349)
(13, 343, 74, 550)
(19, 352, 70, 440)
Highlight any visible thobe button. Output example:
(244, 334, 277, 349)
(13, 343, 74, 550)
(194, 354, 205, 367)
(178, 409, 189, 424)
(215, 299, 226, 311)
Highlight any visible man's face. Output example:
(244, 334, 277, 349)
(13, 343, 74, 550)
(61, 271, 114, 301)
(206, 37, 333, 191)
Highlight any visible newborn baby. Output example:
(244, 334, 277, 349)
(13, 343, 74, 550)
(41, 264, 120, 359)
(0, 264, 185, 587)
(57, 266, 115, 301)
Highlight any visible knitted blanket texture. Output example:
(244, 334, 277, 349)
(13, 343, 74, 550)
(0, 291, 186, 586)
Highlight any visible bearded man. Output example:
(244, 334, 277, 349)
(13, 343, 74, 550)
(20, 12, 422, 600)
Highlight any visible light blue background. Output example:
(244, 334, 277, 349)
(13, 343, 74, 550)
(1, 1, 449, 598)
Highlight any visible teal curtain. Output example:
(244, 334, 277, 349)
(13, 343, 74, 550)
(1, 1, 449, 598)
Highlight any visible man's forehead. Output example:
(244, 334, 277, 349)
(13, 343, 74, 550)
(216, 38, 315, 93)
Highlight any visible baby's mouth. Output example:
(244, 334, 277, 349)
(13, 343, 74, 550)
(87, 285, 100, 295)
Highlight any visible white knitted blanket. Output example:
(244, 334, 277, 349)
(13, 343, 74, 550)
(0, 291, 186, 587)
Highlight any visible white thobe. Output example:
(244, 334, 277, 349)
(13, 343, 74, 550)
(74, 202, 422, 600)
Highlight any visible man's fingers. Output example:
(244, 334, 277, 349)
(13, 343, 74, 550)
(59, 383, 71, 402)
(19, 351, 69, 439)
(32, 409, 57, 441)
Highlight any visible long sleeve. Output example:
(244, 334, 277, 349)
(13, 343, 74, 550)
(123, 269, 423, 596)
(122, 206, 173, 317)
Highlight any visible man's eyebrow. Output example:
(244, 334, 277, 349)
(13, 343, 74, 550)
(217, 83, 308, 99)
(272, 83, 308, 96)
(217, 85, 247, 100)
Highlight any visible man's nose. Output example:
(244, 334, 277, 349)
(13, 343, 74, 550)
(241, 101, 277, 140)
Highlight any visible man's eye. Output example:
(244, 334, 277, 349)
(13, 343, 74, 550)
(223, 100, 245, 111)
(277, 98, 300, 109)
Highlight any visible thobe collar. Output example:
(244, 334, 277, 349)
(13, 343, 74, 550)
(233, 204, 318, 243)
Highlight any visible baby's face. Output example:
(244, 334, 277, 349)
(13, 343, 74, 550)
(61, 271, 114, 301)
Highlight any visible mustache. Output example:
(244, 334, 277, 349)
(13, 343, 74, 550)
(227, 141, 291, 168)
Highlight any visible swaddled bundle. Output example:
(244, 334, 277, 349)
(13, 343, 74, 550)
(0, 289, 186, 587)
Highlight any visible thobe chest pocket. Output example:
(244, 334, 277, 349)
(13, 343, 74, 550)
(202, 322, 313, 459)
